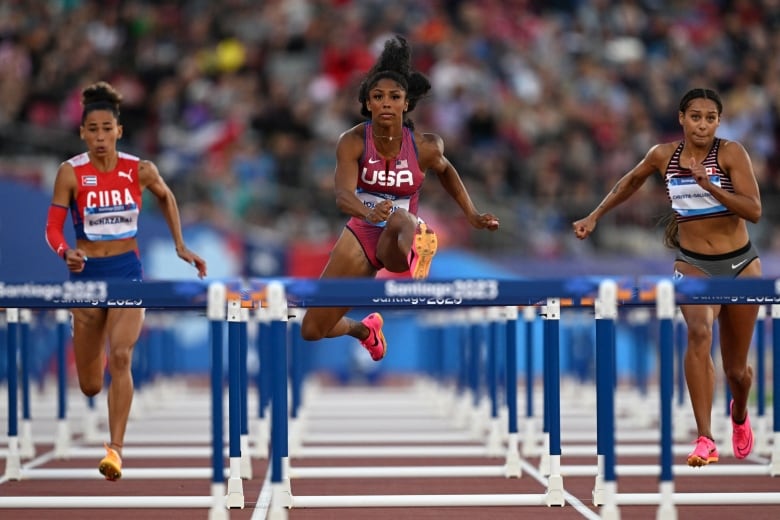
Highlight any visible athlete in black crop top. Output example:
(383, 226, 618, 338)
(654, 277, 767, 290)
(572, 88, 761, 467)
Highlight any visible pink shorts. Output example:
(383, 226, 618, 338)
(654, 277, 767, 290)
(346, 218, 385, 270)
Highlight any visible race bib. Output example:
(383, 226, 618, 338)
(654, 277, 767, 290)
(355, 192, 411, 227)
(668, 175, 725, 217)
(83, 204, 139, 240)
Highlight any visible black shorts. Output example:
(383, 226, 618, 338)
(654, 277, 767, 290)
(675, 241, 758, 278)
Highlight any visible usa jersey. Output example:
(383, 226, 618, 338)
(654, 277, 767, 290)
(351, 123, 425, 227)
(68, 151, 142, 241)
(664, 138, 734, 222)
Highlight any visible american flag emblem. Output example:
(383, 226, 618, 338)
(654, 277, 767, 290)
(82, 175, 98, 186)
(396, 159, 408, 169)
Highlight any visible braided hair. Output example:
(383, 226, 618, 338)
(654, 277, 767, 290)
(357, 36, 431, 130)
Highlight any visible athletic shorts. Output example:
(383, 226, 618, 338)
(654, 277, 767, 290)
(675, 241, 758, 278)
(346, 218, 385, 270)
(69, 250, 144, 281)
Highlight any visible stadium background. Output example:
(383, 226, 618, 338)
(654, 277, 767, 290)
(1, 0, 779, 376)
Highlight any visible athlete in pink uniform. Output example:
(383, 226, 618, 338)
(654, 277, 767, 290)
(300, 36, 500, 361)
(573, 88, 760, 467)
(45, 81, 207, 480)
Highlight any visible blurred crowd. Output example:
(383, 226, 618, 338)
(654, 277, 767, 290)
(1, 0, 779, 262)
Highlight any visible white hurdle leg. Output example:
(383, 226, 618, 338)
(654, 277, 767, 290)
(18, 309, 35, 460)
(208, 482, 228, 520)
(656, 481, 678, 520)
(19, 419, 35, 459)
(225, 299, 245, 509)
(592, 454, 605, 506)
(544, 454, 565, 506)
(771, 431, 780, 476)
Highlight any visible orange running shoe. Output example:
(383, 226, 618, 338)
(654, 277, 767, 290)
(686, 436, 719, 467)
(99, 442, 123, 481)
(408, 221, 438, 279)
(360, 312, 387, 361)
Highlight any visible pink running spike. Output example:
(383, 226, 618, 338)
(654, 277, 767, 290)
(360, 312, 387, 361)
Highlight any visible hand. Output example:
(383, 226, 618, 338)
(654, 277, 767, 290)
(688, 158, 711, 188)
(469, 212, 500, 231)
(64, 248, 88, 273)
(177, 246, 208, 279)
(572, 216, 596, 239)
(366, 199, 393, 224)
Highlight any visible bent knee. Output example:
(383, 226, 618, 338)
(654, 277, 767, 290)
(80, 380, 102, 397)
(300, 321, 325, 342)
(386, 209, 416, 229)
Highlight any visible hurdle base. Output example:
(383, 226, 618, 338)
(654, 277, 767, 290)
(54, 419, 71, 459)
(225, 476, 244, 509)
(544, 474, 565, 506)
(600, 480, 621, 520)
(208, 483, 228, 520)
(268, 482, 291, 520)
(592, 474, 605, 506)
(4, 437, 21, 480)
(771, 432, 780, 476)
(504, 433, 521, 478)
(240, 434, 252, 479)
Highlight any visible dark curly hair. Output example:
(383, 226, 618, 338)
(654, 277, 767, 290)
(357, 35, 431, 129)
(81, 81, 122, 124)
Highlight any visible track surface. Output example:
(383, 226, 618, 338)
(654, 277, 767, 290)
(2, 378, 779, 520)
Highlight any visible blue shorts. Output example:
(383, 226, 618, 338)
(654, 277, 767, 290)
(69, 250, 144, 281)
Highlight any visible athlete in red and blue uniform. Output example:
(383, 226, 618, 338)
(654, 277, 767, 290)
(44, 81, 206, 480)
(300, 36, 500, 362)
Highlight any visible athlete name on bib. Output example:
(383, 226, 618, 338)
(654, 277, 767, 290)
(356, 192, 411, 227)
(668, 175, 726, 217)
(83, 203, 140, 240)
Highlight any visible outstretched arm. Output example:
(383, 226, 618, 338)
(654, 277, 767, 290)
(139, 160, 207, 278)
(573, 144, 665, 240)
(418, 132, 499, 230)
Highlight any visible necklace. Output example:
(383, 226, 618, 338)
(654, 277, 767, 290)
(372, 132, 402, 142)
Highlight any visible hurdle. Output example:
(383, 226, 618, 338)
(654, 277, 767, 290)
(0, 280, 253, 519)
(258, 276, 780, 519)
(3, 276, 779, 518)
(264, 278, 608, 517)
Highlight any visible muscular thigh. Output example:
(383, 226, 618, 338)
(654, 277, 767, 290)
(105, 308, 144, 350)
(302, 229, 376, 338)
(71, 308, 108, 370)
(675, 260, 719, 347)
(718, 258, 761, 361)
(322, 229, 377, 278)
